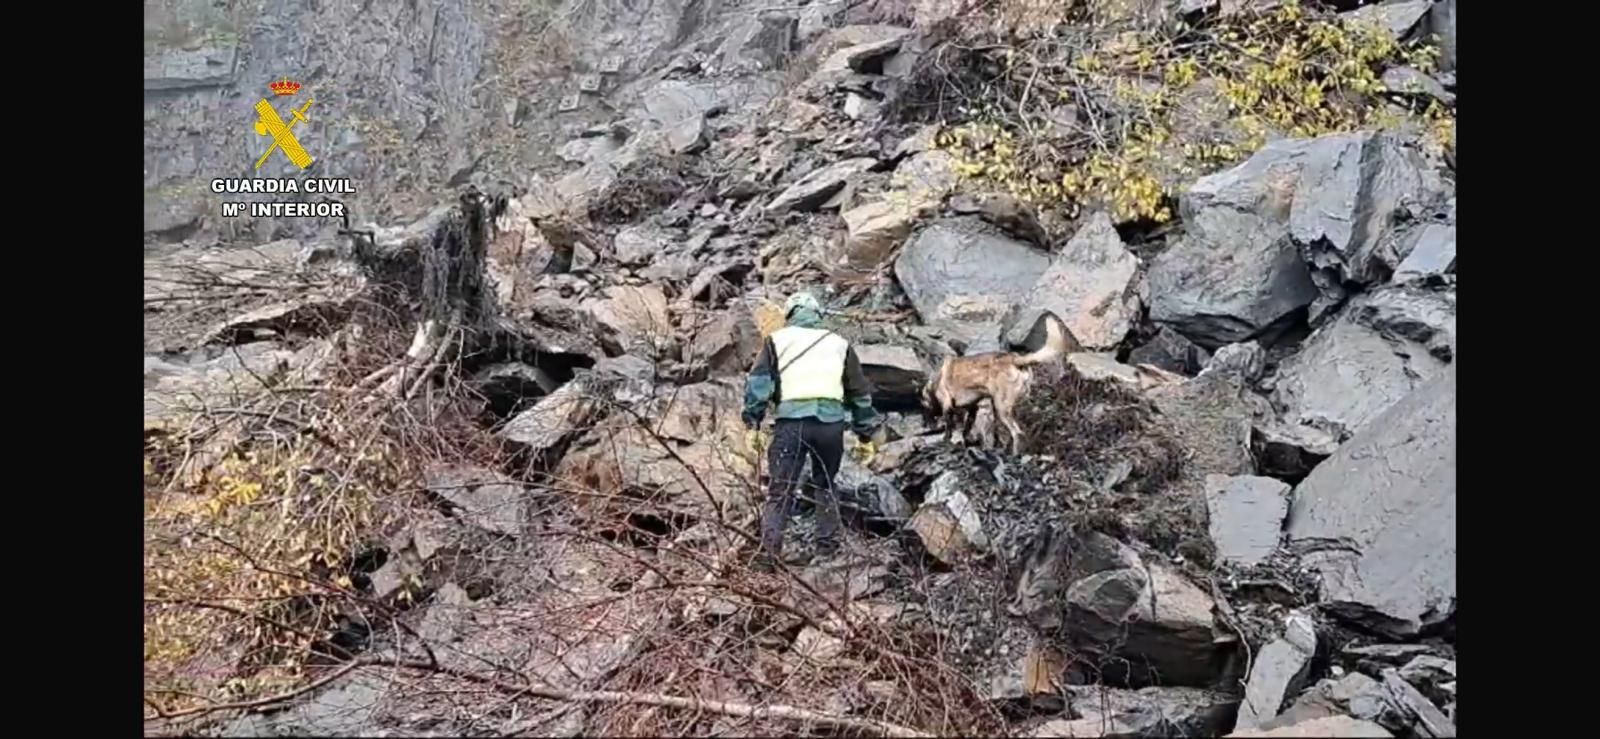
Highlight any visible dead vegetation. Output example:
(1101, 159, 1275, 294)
(143, 194, 1011, 737)
(890, 0, 1454, 223)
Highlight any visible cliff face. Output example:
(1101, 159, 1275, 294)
(142, 0, 736, 247)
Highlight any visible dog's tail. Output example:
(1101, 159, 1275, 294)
(1012, 312, 1078, 367)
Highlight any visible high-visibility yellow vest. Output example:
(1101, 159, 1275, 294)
(770, 326, 849, 402)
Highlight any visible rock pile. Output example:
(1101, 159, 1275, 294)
(145, 0, 1456, 735)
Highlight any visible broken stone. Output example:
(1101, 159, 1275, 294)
(792, 626, 846, 662)
(836, 455, 912, 524)
(1381, 66, 1454, 106)
(854, 343, 927, 408)
(841, 200, 920, 269)
(1252, 419, 1338, 482)
(1147, 181, 1318, 347)
(1287, 365, 1455, 637)
(1002, 212, 1141, 351)
(1285, 132, 1445, 309)
(911, 471, 989, 563)
(987, 640, 1065, 700)
(893, 124, 941, 159)
(1271, 288, 1451, 441)
(612, 224, 672, 267)
(890, 150, 960, 207)
(500, 371, 616, 459)
(1205, 474, 1291, 568)
(555, 381, 755, 522)
(1271, 672, 1397, 729)
(1065, 555, 1223, 687)
(1381, 668, 1456, 738)
(1393, 224, 1456, 284)
(800, 559, 891, 602)
(895, 218, 1051, 346)
(843, 92, 880, 121)
(417, 582, 471, 644)
(1341, 0, 1431, 41)
(765, 157, 878, 213)
(424, 465, 527, 538)
(666, 115, 709, 154)
(1341, 643, 1438, 664)
(689, 309, 761, 377)
(1128, 327, 1212, 376)
(1228, 716, 1393, 738)
(1397, 656, 1456, 706)
(1237, 610, 1318, 730)
(1032, 685, 1238, 737)
(1149, 132, 1442, 346)
(585, 285, 674, 357)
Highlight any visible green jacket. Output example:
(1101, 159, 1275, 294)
(741, 307, 881, 437)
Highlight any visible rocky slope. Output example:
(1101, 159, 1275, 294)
(144, 0, 1457, 736)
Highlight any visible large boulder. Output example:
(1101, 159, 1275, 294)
(1270, 286, 1453, 441)
(1287, 364, 1455, 637)
(1148, 132, 1444, 346)
(499, 371, 617, 459)
(1002, 212, 1143, 351)
(689, 309, 762, 377)
(1063, 538, 1227, 687)
(583, 285, 674, 358)
(895, 218, 1052, 350)
(555, 381, 756, 523)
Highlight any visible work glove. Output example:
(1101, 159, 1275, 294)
(850, 427, 888, 465)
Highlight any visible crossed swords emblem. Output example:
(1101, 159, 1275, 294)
(253, 96, 315, 170)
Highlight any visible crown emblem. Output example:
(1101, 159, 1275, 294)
(269, 77, 301, 96)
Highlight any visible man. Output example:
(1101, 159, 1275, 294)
(742, 292, 884, 568)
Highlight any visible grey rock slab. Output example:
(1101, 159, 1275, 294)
(1065, 556, 1223, 687)
(765, 157, 878, 213)
(1342, 1, 1432, 40)
(1381, 669, 1456, 738)
(1287, 365, 1455, 637)
(1393, 224, 1456, 284)
(1237, 610, 1318, 729)
(612, 223, 675, 267)
(895, 217, 1051, 337)
(424, 465, 526, 538)
(1205, 474, 1291, 567)
(1271, 288, 1451, 441)
(1381, 66, 1454, 105)
(1150, 132, 1443, 346)
(499, 372, 616, 457)
(1002, 211, 1142, 351)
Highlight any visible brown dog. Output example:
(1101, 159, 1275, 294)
(920, 313, 1078, 455)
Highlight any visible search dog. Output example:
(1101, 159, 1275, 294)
(920, 312, 1078, 455)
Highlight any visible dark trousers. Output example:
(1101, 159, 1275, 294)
(760, 418, 845, 559)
